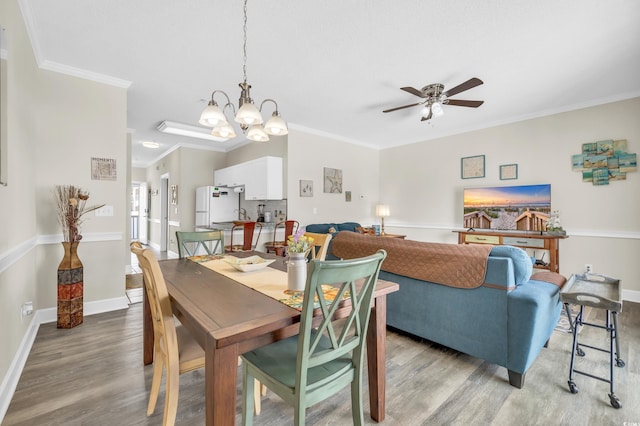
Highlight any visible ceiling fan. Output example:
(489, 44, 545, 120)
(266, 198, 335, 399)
(383, 77, 484, 121)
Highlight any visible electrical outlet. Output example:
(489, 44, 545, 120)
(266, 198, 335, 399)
(585, 264, 593, 273)
(22, 301, 33, 318)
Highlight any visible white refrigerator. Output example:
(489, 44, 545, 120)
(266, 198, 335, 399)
(195, 186, 238, 227)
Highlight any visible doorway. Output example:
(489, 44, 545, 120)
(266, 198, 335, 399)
(160, 173, 169, 251)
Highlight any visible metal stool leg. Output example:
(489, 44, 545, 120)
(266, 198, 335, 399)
(612, 311, 625, 368)
(608, 310, 623, 408)
(567, 305, 582, 394)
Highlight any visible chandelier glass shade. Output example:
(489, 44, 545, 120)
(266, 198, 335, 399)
(199, 0, 287, 142)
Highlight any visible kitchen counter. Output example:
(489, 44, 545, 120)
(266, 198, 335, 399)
(195, 222, 279, 253)
(206, 221, 277, 231)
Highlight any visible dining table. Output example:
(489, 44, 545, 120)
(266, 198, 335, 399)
(142, 251, 399, 425)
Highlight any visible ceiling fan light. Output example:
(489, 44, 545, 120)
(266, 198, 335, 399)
(431, 101, 444, 117)
(211, 123, 236, 139)
(247, 124, 270, 142)
(420, 105, 431, 118)
(235, 102, 263, 125)
(199, 102, 227, 127)
(264, 113, 288, 135)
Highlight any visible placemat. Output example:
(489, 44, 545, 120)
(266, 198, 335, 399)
(190, 255, 349, 310)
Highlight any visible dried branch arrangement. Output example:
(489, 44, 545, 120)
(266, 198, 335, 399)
(54, 185, 105, 242)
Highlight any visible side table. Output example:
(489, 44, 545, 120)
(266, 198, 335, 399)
(560, 273, 624, 409)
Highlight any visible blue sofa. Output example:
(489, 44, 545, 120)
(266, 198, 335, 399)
(304, 222, 361, 257)
(331, 232, 564, 388)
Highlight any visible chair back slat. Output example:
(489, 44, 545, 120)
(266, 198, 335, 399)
(303, 232, 332, 261)
(130, 242, 180, 369)
(176, 230, 224, 258)
(296, 250, 386, 381)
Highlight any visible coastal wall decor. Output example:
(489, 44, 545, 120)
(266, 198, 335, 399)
(500, 164, 518, 180)
(323, 167, 343, 193)
(461, 155, 485, 179)
(571, 139, 636, 185)
(300, 179, 313, 197)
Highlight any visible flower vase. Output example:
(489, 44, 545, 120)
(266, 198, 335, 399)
(287, 252, 308, 292)
(57, 241, 84, 328)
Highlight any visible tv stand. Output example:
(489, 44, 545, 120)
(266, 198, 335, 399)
(454, 230, 567, 273)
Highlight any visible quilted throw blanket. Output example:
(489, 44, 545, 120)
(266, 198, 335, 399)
(332, 232, 493, 289)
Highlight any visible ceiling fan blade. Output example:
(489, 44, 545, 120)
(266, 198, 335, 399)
(446, 99, 484, 108)
(420, 111, 433, 121)
(400, 87, 427, 98)
(383, 102, 422, 113)
(443, 78, 483, 98)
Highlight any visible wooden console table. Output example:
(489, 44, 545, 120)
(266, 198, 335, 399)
(454, 230, 567, 273)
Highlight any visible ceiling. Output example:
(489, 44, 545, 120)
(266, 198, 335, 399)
(22, 0, 640, 167)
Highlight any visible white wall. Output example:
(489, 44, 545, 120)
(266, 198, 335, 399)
(379, 98, 640, 296)
(0, 0, 128, 414)
(287, 128, 381, 227)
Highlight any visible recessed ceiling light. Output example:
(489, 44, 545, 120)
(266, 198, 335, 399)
(157, 120, 228, 142)
(142, 141, 160, 149)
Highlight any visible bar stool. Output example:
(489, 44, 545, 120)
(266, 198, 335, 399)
(264, 220, 299, 256)
(227, 221, 263, 252)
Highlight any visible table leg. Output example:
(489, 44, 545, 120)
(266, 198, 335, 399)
(142, 279, 154, 365)
(205, 335, 239, 426)
(366, 295, 387, 422)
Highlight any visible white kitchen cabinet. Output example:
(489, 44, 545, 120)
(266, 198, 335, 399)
(213, 167, 231, 187)
(213, 156, 283, 200)
(244, 157, 283, 200)
(214, 162, 247, 187)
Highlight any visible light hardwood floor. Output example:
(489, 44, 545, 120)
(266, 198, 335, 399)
(4, 301, 639, 425)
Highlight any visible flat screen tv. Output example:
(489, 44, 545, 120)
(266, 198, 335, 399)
(463, 184, 551, 231)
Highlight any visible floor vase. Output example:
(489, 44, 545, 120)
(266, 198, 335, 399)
(57, 241, 83, 328)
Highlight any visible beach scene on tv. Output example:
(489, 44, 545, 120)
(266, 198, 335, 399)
(463, 184, 551, 231)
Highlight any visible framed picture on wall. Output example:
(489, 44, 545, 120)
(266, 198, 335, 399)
(500, 164, 518, 180)
(461, 155, 485, 179)
(299, 180, 313, 197)
(323, 167, 343, 193)
(170, 185, 178, 204)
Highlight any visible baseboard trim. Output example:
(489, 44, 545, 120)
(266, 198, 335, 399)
(0, 298, 129, 423)
(36, 297, 130, 324)
(623, 289, 640, 304)
(0, 314, 40, 423)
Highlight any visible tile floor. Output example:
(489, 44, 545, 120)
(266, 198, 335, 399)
(126, 244, 177, 304)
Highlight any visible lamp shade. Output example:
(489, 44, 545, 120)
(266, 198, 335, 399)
(235, 102, 263, 125)
(376, 204, 390, 217)
(211, 123, 236, 139)
(199, 103, 227, 127)
(431, 101, 444, 117)
(246, 124, 270, 142)
(264, 113, 288, 135)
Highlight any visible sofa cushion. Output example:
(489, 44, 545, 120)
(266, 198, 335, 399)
(304, 223, 338, 234)
(336, 222, 361, 232)
(490, 245, 533, 285)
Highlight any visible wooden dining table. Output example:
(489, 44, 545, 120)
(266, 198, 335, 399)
(142, 252, 399, 425)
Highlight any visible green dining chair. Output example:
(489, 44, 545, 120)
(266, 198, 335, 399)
(240, 249, 387, 426)
(175, 230, 224, 258)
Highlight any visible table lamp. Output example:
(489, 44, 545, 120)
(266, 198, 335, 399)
(376, 204, 390, 235)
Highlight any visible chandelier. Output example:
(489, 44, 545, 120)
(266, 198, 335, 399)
(198, 0, 287, 142)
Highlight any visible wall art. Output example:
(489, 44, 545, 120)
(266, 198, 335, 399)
(572, 139, 636, 185)
(323, 167, 343, 193)
(170, 185, 178, 205)
(500, 164, 518, 180)
(299, 179, 313, 197)
(461, 155, 485, 179)
(91, 157, 117, 181)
